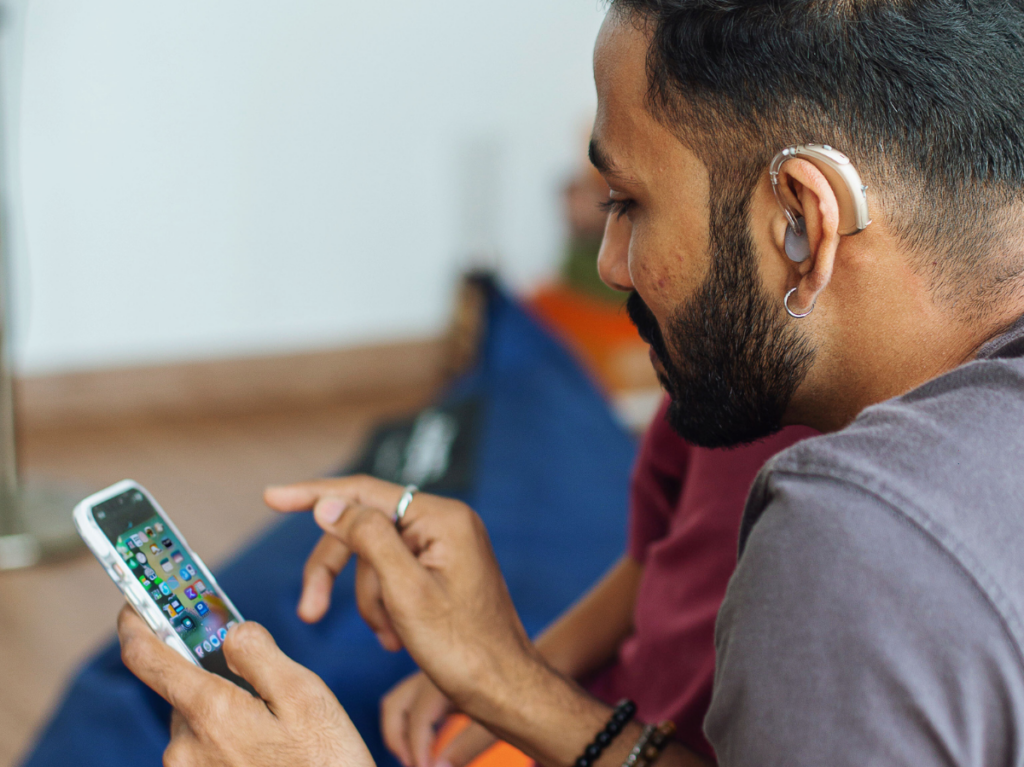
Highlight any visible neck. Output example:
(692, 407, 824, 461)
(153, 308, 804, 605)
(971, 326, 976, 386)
(790, 287, 1024, 434)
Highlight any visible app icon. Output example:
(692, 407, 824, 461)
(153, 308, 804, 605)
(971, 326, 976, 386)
(160, 558, 172, 572)
(159, 582, 172, 595)
(218, 628, 227, 642)
(130, 534, 142, 546)
(195, 601, 209, 617)
(179, 568, 191, 582)
(136, 553, 146, 563)
(171, 550, 184, 564)
(144, 527, 155, 538)
(161, 537, 173, 549)
(180, 616, 196, 631)
(149, 589, 162, 601)
(203, 640, 212, 652)
(185, 565, 196, 578)
(165, 604, 180, 618)
(143, 567, 157, 580)
(154, 522, 164, 533)
(139, 578, 150, 588)
(194, 580, 207, 594)
(194, 646, 205, 658)
(135, 531, 149, 543)
(149, 544, 161, 555)
(128, 557, 140, 569)
(117, 545, 129, 557)
(171, 599, 182, 610)
(210, 635, 221, 649)
(167, 578, 180, 590)
(184, 586, 197, 600)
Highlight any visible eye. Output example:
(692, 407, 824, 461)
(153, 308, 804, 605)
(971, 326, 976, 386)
(598, 197, 636, 221)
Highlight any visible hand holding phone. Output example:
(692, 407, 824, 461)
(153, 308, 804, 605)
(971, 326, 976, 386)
(116, 604, 375, 767)
(74, 480, 250, 690)
(76, 479, 377, 767)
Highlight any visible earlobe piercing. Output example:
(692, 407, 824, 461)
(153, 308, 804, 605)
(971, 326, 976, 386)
(784, 288, 814, 319)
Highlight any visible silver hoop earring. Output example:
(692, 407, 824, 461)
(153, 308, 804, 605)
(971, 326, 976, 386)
(784, 288, 814, 319)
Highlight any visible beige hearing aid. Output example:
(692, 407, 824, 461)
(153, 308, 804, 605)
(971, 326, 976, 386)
(769, 144, 871, 238)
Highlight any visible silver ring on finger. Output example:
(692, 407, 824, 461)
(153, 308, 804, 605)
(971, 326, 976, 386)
(393, 484, 418, 529)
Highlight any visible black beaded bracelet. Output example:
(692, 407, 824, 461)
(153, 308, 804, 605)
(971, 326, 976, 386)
(573, 699, 637, 767)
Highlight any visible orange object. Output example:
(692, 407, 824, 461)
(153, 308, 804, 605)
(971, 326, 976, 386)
(433, 715, 534, 767)
(526, 284, 657, 394)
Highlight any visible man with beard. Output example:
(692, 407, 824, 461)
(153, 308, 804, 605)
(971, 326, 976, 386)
(116, 1, 1024, 766)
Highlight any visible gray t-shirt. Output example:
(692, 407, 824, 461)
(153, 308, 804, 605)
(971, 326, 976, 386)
(705, 318, 1024, 766)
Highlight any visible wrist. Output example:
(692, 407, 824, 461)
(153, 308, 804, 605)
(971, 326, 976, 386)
(465, 654, 618, 767)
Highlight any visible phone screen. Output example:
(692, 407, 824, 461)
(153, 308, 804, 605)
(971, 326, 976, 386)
(94, 488, 246, 683)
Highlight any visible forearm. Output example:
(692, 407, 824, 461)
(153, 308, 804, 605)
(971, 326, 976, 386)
(534, 555, 643, 679)
(470, 658, 710, 767)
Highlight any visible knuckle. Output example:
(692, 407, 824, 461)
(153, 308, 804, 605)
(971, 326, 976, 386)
(349, 508, 388, 545)
(205, 694, 232, 729)
(226, 620, 263, 651)
(119, 636, 144, 672)
(188, 686, 228, 730)
(439, 499, 476, 528)
(162, 740, 190, 767)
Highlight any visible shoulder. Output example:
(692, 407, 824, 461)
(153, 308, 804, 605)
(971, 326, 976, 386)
(742, 354, 1024, 635)
(709, 468, 1024, 765)
(744, 354, 1024, 560)
(709, 358, 1024, 765)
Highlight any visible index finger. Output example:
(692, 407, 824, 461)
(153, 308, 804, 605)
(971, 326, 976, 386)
(117, 605, 225, 716)
(264, 475, 407, 515)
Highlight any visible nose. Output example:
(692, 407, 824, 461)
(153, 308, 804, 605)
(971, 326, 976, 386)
(597, 213, 633, 292)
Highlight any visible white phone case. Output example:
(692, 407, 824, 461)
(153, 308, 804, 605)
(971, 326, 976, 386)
(73, 479, 245, 666)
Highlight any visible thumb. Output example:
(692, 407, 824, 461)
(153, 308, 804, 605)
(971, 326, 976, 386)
(222, 621, 308, 711)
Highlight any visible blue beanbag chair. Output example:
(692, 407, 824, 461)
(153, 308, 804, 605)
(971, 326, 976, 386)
(21, 277, 637, 767)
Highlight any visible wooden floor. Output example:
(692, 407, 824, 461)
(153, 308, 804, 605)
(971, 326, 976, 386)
(0, 390, 429, 767)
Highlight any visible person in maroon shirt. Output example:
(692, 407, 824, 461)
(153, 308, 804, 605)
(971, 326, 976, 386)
(379, 398, 817, 766)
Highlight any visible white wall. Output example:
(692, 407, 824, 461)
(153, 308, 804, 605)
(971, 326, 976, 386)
(0, 1, 606, 375)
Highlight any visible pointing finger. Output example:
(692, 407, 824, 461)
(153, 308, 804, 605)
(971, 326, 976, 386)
(265, 476, 407, 515)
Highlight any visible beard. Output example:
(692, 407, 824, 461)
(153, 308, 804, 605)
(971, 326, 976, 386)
(626, 189, 815, 449)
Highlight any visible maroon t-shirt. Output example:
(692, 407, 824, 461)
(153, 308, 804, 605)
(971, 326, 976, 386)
(587, 397, 817, 760)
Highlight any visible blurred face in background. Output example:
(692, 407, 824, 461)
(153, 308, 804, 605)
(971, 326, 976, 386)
(592, 12, 814, 448)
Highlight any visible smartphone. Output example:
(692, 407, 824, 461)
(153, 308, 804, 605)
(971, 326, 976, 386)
(74, 479, 252, 691)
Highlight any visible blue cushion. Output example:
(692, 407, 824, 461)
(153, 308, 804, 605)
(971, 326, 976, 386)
(20, 279, 636, 767)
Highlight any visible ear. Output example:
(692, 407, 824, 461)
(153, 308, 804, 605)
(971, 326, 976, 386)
(772, 158, 842, 316)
